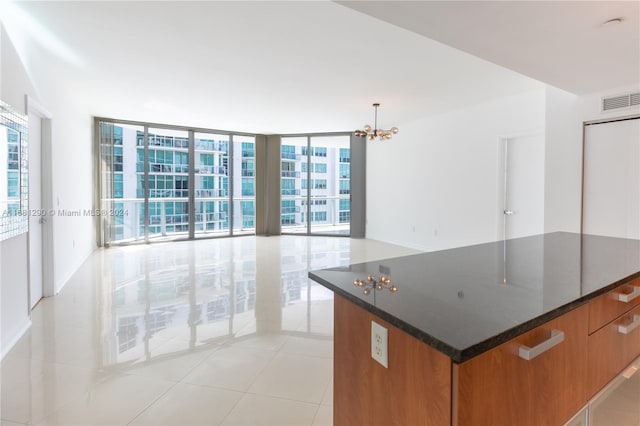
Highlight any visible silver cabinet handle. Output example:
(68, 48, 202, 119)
(618, 315, 640, 335)
(518, 329, 564, 360)
(618, 286, 640, 303)
(503, 210, 514, 216)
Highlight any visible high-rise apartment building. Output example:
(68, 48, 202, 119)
(102, 124, 256, 242)
(0, 127, 20, 216)
(98, 123, 351, 242)
(280, 136, 350, 235)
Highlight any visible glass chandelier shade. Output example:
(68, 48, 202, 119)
(354, 103, 398, 141)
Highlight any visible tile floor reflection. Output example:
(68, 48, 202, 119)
(1, 236, 419, 426)
(589, 362, 640, 426)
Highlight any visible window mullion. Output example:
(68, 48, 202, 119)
(229, 134, 234, 236)
(306, 136, 311, 234)
(188, 130, 195, 239)
(143, 126, 149, 243)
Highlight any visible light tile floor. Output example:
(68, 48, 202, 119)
(589, 364, 640, 426)
(1, 236, 419, 426)
(5, 236, 637, 426)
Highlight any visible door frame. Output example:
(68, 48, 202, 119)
(496, 130, 544, 241)
(26, 95, 54, 307)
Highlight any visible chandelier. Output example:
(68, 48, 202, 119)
(353, 275, 398, 296)
(354, 103, 398, 141)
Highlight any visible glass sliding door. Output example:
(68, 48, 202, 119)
(99, 121, 145, 244)
(309, 135, 350, 235)
(280, 137, 307, 233)
(232, 135, 256, 235)
(146, 127, 190, 240)
(97, 118, 258, 245)
(98, 119, 353, 244)
(194, 132, 230, 237)
(280, 134, 351, 236)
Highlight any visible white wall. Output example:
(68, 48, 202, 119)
(2, 23, 96, 294)
(543, 84, 640, 234)
(0, 234, 30, 358)
(367, 84, 640, 251)
(366, 90, 545, 251)
(0, 24, 35, 357)
(1, 23, 97, 356)
(46, 95, 95, 293)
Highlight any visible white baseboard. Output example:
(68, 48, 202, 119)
(54, 245, 96, 295)
(1, 319, 32, 360)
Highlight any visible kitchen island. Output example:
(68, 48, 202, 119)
(309, 232, 640, 426)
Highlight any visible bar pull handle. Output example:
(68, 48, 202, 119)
(618, 315, 640, 335)
(518, 330, 564, 360)
(618, 286, 640, 303)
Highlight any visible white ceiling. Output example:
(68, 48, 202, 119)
(4, 1, 638, 134)
(338, 0, 640, 95)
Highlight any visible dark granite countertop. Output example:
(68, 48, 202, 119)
(308, 232, 640, 363)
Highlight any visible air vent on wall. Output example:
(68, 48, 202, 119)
(602, 92, 640, 111)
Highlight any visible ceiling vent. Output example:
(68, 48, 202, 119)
(602, 92, 640, 112)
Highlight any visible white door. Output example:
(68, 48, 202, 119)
(502, 133, 545, 239)
(583, 118, 640, 239)
(28, 112, 43, 308)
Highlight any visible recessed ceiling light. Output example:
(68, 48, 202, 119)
(603, 18, 623, 26)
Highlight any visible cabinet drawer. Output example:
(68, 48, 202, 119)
(587, 303, 640, 398)
(454, 305, 588, 426)
(589, 277, 640, 334)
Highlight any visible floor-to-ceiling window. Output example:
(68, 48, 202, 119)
(280, 134, 351, 236)
(193, 132, 229, 236)
(232, 135, 256, 235)
(280, 137, 306, 233)
(4, 127, 21, 215)
(97, 119, 256, 245)
(146, 127, 191, 239)
(99, 122, 144, 243)
(98, 119, 353, 244)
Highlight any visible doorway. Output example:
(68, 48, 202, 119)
(27, 98, 53, 308)
(28, 112, 43, 307)
(500, 133, 545, 240)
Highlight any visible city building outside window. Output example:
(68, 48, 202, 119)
(97, 121, 256, 243)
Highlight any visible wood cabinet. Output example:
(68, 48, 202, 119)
(587, 278, 640, 398)
(589, 277, 640, 334)
(453, 305, 588, 426)
(333, 279, 640, 426)
(334, 295, 451, 426)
